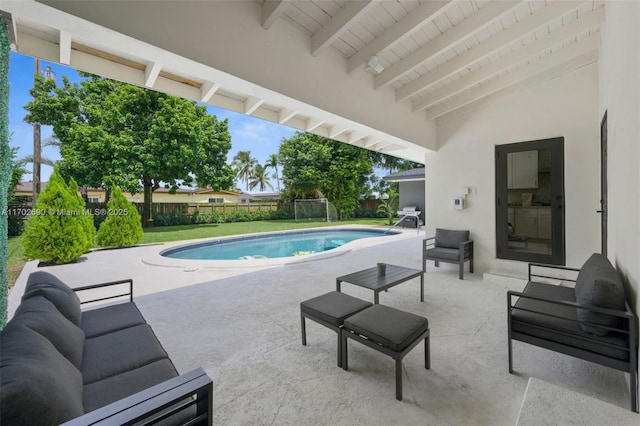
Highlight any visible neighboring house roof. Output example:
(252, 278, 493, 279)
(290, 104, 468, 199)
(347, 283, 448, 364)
(382, 167, 425, 182)
(16, 182, 240, 196)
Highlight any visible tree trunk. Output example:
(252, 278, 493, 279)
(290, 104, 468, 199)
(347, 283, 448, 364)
(142, 177, 153, 228)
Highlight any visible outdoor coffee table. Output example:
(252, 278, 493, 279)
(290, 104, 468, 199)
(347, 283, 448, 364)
(336, 264, 424, 304)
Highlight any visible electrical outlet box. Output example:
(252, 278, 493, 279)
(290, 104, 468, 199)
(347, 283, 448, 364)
(454, 197, 465, 210)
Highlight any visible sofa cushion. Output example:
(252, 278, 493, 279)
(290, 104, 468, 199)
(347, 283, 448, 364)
(344, 304, 429, 352)
(12, 296, 85, 368)
(82, 324, 169, 384)
(22, 271, 82, 326)
(301, 291, 372, 327)
(512, 282, 629, 360)
(83, 359, 179, 412)
(0, 323, 84, 425)
(435, 228, 470, 249)
(574, 253, 626, 336)
(81, 302, 146, 338)
(425, 247, 460, 261)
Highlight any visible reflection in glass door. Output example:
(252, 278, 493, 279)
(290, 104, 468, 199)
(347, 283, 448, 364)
(496, 138, 565, 265)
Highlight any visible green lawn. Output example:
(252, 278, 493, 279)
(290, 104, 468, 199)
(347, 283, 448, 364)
(7, 218, 391, 288)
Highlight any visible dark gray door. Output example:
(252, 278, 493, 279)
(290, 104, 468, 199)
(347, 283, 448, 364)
(495, 137, 565, 265)
(600, 111, 608, 256)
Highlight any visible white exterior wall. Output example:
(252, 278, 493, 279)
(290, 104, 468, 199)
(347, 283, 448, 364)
(599, 1, 640, 314)
(428, 63, 600, 277)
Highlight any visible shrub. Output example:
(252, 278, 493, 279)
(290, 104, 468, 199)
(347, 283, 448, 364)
(22, 170, 93, 264)
(96, 187, 143, 247)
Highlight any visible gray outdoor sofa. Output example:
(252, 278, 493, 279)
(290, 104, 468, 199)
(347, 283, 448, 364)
(0, 271, 213, 425)
(508, 253, 638, 412)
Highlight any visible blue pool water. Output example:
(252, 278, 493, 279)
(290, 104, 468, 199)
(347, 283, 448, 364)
(162, 228, 397, 260)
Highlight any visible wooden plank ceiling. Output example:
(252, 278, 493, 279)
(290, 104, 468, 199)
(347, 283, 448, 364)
(273, 0, 603, 119)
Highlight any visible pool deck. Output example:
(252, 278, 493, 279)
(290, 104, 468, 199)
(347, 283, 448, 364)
(8, 225, 635, 425)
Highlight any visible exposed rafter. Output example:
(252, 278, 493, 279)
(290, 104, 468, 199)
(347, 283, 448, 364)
(346, 0, 452, 74)
(397, 0, 582, 102)
(348, 131, 369, 144)
(311, 0, 376, 56)
(262, 0, 292, 30)
(374, 1, 519, 89)
(426, 35, 600, 119)
(328, 125, 349, 139)
(278, 108, 297, 124)
(144, 62, 162, 88)
(413, 7, 605, 112)
(59, 30, 71, 64)
(305, 117, 325, 132)
(200, 81, 220, 103)
(244, 96, 264, 115)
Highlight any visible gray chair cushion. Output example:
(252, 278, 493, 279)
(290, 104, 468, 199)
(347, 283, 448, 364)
(0, 323, 84, 425)
(12, 296, 85, 368)
(435, 228, 470, 249)
(425, 247, 460, 261)
(301, 291, 372, 327)
(512, 282, 628, 360)
(574, 253, 626, 336)
(82, 324, 169, 384)
(81, 302, 146, 338)
(83, 359, 179, 412)
(22, 271, 82, 326)
(344, 304, 429, 352)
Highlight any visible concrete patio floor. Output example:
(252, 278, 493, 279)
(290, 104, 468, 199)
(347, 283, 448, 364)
(9, 228, 635, 425)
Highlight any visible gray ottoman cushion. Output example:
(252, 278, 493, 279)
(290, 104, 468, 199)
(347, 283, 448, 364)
(82, 324, 169, 384)
(22, 271, 82, 326)
(12, 296, 85, 368)
(344, 305, 429, 352)
(574, 253, 626, 336)
(435, 228, 469, 249)
(81, 302, 146, 338)
(0, 323, 84, 425)
(301, 291, 372, 327)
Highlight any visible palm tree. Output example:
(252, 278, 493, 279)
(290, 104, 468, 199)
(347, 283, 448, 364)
(231, 150, 257, 191)
(265, 153, 281, 191)
(249, 164, 273, 192)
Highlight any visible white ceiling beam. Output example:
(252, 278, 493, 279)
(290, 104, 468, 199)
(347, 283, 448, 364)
(305, 117, 325, 132)
(348, 131, 369, 144)
(244, 96, 264, 115)
(1, 12, 18, 50)
(311, 0, 376, 56)
(278, 108, 297, 124)
(199, 81, 220, 103)
(426, 35, 600, 119)
(347, 0, 452, 74)
(362, 136, 382, 149)
(374, 1, 519, 89)
(262, 0, 292, 30)
(59, 30, 71, 64)
(413, 6, 604, 111)
(328, 125, 350, 139)
(397, 0, 583, 102)
(370, 141, 394, 151)
(144, 61, 162, 88)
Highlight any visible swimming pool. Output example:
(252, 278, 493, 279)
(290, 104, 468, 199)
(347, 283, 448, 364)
(161, 228, 398, 260)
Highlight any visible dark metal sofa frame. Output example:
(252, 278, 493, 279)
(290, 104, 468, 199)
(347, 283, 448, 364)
(507, 263, 638, 413)
(64, 279, 214, 425)
(423, 236, 474, 280)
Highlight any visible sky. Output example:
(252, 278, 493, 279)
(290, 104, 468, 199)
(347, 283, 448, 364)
(7, 52, 296, 188)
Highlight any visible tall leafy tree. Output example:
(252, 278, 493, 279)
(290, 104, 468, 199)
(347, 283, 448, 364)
(265, 153, 281, 191)
(231, 150, 257, 191)
(24, 73, 234, 226)
(279, 132, 373, 219)
(249, 164, 273, 192)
